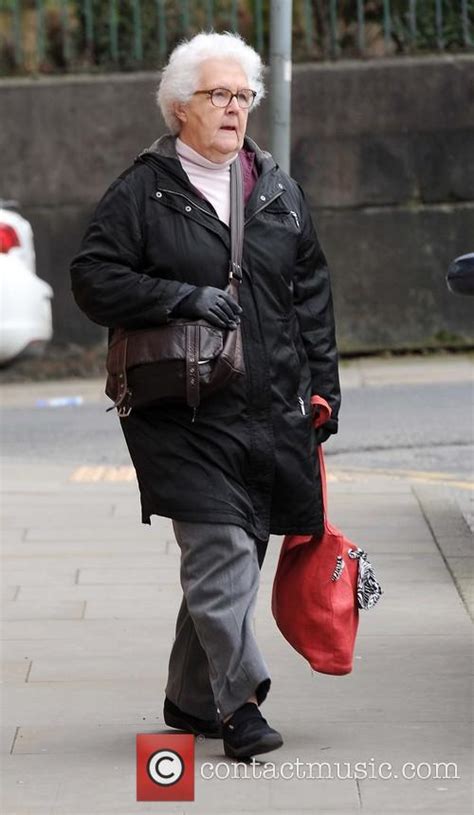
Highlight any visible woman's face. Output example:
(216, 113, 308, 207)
(175, 58, 251, 163)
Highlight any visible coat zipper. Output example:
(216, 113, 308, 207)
(244, 190, 285, 226)
(298, 396, 306, 415)
(289, 210, 300, 229)
(155, 188, 222, 223)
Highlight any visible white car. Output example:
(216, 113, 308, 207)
(0, 203, 53, 364)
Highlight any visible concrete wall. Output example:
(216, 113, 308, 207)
(1, 55, 473, 351)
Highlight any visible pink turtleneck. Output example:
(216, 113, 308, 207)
(176, 138, 238, 226)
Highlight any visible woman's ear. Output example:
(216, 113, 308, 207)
(174, 103, 187, 124)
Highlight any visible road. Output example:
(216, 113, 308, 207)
(2, 356, 472, 492)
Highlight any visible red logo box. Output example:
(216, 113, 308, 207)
(136, 733, 195, 801)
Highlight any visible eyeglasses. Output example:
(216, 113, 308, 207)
(193, 87, 257, 109)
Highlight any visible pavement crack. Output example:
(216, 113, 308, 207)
(24, 660, 33, 683)
(10, 726, 20, 755)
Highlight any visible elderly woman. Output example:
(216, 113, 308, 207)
(70, 31, 340, 760)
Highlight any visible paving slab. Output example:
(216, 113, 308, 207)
(15, 584, 173, 602)
(1, 569, 78, 587)
(1, 542, 170, 557)
(77, 566, 179, 585)
(1, 601, 86, 621)
(12, 723, 165, 755)
(27, 656, 164, 684)
(82, 598, 179, 620)
(23, 526, 164, 542)
(1, 682, 168, 727)
(1, 660, 31, 683)
(0, 618, 179, 643)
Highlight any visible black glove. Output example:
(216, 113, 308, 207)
(311, 401, 338, 446)
(172, 286, 242, 329)
(314, 419, 338, 445)
(315, 425, 333, 445)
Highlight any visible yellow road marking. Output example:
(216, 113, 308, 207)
(331, 466, 473, 490)
(69, 464, 472, 491)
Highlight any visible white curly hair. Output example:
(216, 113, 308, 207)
(157, 31, 265, 135)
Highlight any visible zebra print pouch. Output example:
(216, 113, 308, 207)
(331, 547, 383, 609)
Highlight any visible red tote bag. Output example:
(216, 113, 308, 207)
(271, 397, 383, 675)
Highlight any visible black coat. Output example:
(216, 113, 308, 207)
(70, 135, 341, 541)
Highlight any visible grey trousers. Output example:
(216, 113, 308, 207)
(165, 521, 271, 721)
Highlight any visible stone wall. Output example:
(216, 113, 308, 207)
(1, 55, 473, 350)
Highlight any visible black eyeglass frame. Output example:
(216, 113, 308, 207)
(192, 87, 257, 109)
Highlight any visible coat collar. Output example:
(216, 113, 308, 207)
(135, 133, 286, 231)
(137, 133, 275, 170)
(136, 134, 278, 188)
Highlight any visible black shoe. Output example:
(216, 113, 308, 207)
(163, 696, 222, 739)
(222, 702, 283, 759)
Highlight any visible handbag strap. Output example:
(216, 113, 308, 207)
(318, 446, 329, 522)
(229, 156, 244, 287)
(185, 323, 200, 410)
(312, 395, 332, 522)
(186, 157, 244, 413)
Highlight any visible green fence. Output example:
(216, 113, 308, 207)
(0, 1, 472, 76)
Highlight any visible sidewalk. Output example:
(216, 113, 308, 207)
(1, 355, 473, 814)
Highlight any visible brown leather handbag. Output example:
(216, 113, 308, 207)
(105, 159, 245, 418)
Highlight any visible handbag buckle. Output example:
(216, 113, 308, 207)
(116, 389, 132, 418)
(229, 261, 242, 282)
(117, 404, 132, 418)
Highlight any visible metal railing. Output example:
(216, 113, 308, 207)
(0, 1, 472, 76)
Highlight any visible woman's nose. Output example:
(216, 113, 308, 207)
(226, 95, 240, 112)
